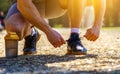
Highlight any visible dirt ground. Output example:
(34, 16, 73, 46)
(0, 28, 120, 74)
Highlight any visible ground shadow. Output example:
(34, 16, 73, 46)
(0, 54, 98, 74)
(0, 53, 120, 74)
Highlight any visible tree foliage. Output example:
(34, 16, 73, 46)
(0, 0, 120, 27)
(0, 0, 11, 12)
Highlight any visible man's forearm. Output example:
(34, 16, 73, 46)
(93, 0, 106, 26)
(17, 0, 52, 34)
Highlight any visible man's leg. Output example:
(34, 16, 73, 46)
(5, 3, 40, 55)
(67, 0, 87, 55)
(5, 13, 32, 39)
(5, 13, 40, 55)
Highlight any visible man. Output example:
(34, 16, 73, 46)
(4, 0, 106, 55)
(0, 11, 5, 31)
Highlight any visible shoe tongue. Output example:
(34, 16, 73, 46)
(70, 33, 79, 39)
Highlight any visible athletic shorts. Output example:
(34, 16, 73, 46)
(5, 3, 19, 20)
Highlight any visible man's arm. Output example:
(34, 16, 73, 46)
(17, 0, 65, 47)
(17, 0, 51, 33)
(84, 0, 106, 41)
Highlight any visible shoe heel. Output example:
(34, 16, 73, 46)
(37, 33, 41, 42)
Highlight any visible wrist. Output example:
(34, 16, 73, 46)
(43, 26, 53, 35)
(93, 22, 102, 28)
(93, 19, 103, 28)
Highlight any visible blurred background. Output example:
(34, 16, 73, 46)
(0, 0, 120, 29)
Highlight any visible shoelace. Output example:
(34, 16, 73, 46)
(67, 38, 86, 51)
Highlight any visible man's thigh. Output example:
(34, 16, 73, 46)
(5, 3, 31, 39)
(45, 0, 67, 19)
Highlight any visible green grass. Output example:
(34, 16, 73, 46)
(102, 27, 120, 30)
(53, 24, 63, 28)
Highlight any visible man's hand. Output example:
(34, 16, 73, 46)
(84, 25, 101, 41)
(46, 29, 66, 48)
(84, 0, 106, 41)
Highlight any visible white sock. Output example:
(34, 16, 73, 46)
(71, 28, 80, 34)
(31, 28, 36, 36)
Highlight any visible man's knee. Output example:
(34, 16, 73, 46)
(59, 0, 68, 9)
(4, 14, 31, 40)
(5, 21, 23, 40)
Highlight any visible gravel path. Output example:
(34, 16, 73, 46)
(0, 28, 120, 74)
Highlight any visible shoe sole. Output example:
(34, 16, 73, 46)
(66, 47, 87, 55)
(24, 51, 37, 55)
(23, 33, 41, 55)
